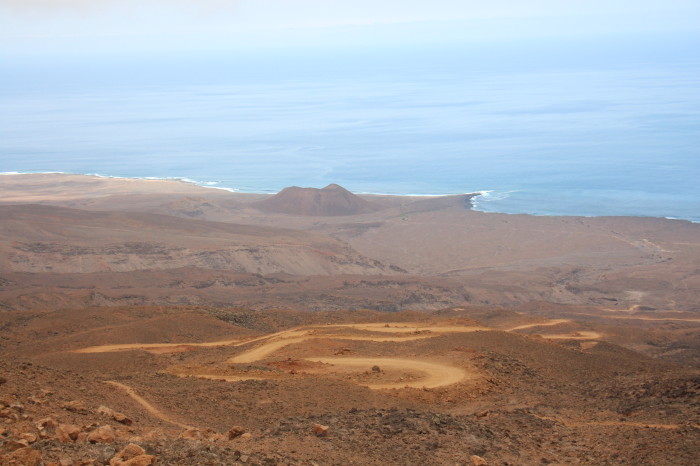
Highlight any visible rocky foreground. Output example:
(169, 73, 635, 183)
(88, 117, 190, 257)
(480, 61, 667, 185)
(1, 307, 699, 465)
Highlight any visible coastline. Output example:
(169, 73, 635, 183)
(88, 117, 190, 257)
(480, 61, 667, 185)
(0, 171, 478, 199)
(1, 171, 697, 223)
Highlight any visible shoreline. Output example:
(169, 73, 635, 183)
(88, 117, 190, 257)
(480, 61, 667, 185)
(0, 171, 481, 199)
(1, 171, 698, 224)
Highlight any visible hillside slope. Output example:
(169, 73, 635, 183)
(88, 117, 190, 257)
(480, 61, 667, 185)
(0, 205, 396, 275)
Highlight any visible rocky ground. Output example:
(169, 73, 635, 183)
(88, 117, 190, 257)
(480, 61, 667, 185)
(1, 308, 699, 465)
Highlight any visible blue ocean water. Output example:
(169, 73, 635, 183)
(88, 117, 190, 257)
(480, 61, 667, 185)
(1, 38, 699, 221)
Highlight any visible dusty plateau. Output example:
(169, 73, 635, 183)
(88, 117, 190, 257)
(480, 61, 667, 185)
(0, 174, 698, 465)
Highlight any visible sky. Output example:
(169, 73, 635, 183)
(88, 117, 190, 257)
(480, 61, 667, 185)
(1, 0, 699, 56)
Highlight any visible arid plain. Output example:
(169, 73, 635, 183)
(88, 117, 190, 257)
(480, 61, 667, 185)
(1, 174, 698, 465)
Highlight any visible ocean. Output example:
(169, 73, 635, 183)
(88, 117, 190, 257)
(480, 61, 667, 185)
(1, 37, 699, 222)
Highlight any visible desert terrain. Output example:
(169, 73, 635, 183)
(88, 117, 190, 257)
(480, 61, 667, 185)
(0, 173, 698, 465)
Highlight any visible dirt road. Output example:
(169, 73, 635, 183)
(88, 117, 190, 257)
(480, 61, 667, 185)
(105, 381, 192, 429)
(78, 319, 604, 390)
(75, 338, 245, 354)
(305, 357, 471, 389)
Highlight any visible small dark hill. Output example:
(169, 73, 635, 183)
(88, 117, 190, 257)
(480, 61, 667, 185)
(253, 184, 380, 216)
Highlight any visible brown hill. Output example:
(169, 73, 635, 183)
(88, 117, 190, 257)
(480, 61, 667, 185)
(0, 204, 396, 275)
(253, 184, 380, 216)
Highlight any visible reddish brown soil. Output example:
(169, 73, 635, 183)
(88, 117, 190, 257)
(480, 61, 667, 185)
(0, 174, 699, 464)
(1, 308, 699, 465)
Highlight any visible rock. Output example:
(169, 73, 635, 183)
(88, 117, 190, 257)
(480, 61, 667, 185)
(37, 416, 57, 429)
(371, 365, 381, 372)
(312, 423, 329, 436)
(97, 405, 115, 417)
(475, 410, 490, 418)
(58, 458, 75, 466)
(228, 425, 246, 439)
(56, 424, 82, 443)
(113, 412, 132, 425)
(9, 403, 24, 413)
(240, 433, 252, 440)
(119, 456, 157, 466)
(109, 444, 156, 465)
(0, 376, 6, 385)
(3, 439, 29, 451)
(98, 446, 117, 464)
(113, 444, 145, 459)
(179, 428, 205, 441)
(19, 432, 38, 443)
(87, 425, 116, 444)
(63, 400, 88, 413)
(97, 405, 132, 424)
(3, 446, 43, 466)
(471, 455, 488, 465)
(179, 427, 217, 442)
(36, 416, 58, 437)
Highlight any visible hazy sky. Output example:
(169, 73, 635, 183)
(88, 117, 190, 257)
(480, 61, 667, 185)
(1, 0, 699, 56)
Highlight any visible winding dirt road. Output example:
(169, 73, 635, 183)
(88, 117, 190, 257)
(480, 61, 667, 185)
(78, 319, 606, 391)
(218, 323, 485, 388)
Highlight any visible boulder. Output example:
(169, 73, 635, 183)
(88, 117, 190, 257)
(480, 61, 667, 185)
(112, 411, 132, 425)
(108, 445, 158, 465)
(87, 425, 116, 444)
(178, 428, 200, 441)
(98, 446, 117, 464)
(96, 405, 133, 425)
(18, 432, 38, 443)
(108, 443, 152, 466)
(2, 446, 43, 466)
(471, 455, 488, 465)
(55, 424, 82, 443)
(36, 416, 57, 432)
(3, 439, 29, 451)
(63, 400, 88, 413)
(97, 405, 115, 417)
(228, 425, 246, 439)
